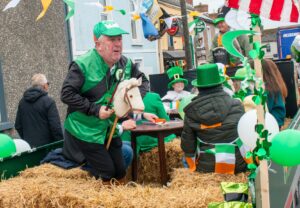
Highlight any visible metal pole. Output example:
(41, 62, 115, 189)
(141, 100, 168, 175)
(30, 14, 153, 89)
(180, 0, 193, 70)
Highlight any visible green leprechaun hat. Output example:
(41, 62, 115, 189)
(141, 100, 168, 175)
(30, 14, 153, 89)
(231, 67, 256, 81)
(167, 66, 188, 89)
(192, 63, 226, 88)
(213, 17, 225, 25)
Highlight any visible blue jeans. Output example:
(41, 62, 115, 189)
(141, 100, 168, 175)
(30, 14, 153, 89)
(122, 141, 133, 169)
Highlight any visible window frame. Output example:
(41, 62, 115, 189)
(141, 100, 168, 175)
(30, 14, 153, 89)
(129, 0, 143, 45)
(68, 0, 112, 58)
(133, 57, 144, 71)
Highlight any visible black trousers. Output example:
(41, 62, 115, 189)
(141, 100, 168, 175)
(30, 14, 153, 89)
(70, 132, 126, 181)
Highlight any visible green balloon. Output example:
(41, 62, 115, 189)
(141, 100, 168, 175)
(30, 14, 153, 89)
(0, 133, 16, 158)
(270, 129, 300, 166)
(178, 94, 196, 119)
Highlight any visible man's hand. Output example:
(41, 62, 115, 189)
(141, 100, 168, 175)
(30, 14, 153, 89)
(122, 119, 136, 130)
(99, 106, 114, 119)
(143, 112, 158, 123)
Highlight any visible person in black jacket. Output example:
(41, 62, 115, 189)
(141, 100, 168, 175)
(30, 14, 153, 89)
(15, 73, 63, 148)
(181, 64, 247, 174)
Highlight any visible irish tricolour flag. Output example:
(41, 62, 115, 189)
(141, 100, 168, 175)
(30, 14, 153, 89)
(214, 144, 236, 174)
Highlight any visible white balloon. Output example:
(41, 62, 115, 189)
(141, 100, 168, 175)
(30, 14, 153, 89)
(237, 109, 279, 149)
(13, 139, 31, 154)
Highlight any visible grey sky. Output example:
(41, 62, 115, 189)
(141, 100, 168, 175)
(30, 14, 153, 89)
(193, 0, 298, 29)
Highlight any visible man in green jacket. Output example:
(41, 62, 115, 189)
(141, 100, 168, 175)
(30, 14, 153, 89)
(207, 6, 251, 66)
(61, 20, 155, 182)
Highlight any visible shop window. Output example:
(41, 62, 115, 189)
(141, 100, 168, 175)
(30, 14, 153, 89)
(168, 35, 174, 50)
(133, 58, 144, 71)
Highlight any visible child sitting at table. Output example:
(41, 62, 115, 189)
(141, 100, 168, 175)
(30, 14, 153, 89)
(162, 66, 190, 112)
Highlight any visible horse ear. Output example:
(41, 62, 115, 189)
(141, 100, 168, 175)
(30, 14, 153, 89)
(137, 77, 142, 86)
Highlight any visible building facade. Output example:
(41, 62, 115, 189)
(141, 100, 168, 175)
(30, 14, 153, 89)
(70, 0, 159, 77)
(0, 0, 69, 131)
(158, 0, 194, 72)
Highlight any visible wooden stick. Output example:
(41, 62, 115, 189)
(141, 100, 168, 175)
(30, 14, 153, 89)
(253, 24, 270, 208)
(106, 116, 119, 149)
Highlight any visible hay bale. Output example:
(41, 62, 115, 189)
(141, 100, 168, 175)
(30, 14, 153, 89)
(0, 164, 249, 208)
(0, 139, 251, 208)
(137, 138, 184, 183)
(19, 163, 91, 180)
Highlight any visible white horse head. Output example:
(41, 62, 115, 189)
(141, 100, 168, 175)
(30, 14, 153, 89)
(113, 78, 145, 118)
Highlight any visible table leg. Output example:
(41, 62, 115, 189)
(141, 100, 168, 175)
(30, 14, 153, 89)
(157, 133, 168, 185)
(131, 133, 138, 182)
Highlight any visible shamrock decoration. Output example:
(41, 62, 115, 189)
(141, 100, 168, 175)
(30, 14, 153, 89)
(249, 42, 267, 60)
(250, 14, 262, 28)
(233, 89, 247, 101)
(252, 87, 267, 106)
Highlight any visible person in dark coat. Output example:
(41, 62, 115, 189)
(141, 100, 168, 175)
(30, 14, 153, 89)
(15, 73, 63, 148)
(181, 64, 247, 174)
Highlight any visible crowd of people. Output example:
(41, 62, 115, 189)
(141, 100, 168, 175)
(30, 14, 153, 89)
(12, 9, 298, 183)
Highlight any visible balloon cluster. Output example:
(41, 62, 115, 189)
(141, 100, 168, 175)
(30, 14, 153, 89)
(0, 134, 31, 158)
(237, 112, 300, 167)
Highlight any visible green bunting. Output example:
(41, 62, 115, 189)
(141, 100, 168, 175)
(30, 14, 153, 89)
(63, 0, 74, 21)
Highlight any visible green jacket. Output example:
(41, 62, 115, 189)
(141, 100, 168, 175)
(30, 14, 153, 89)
(181, 86, 247, 173)
(121, 92, 176, 152)
(207, 33, 251, 64)
(61, 49, 149, 144)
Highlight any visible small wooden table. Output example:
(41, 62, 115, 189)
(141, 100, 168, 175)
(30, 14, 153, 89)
(130, 121, 183, 185)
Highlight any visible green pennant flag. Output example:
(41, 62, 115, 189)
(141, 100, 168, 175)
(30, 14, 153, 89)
(64, 0, 74, 21)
